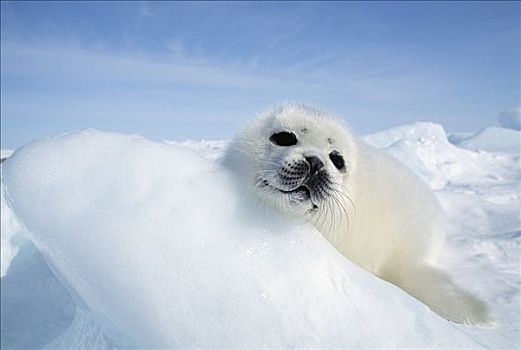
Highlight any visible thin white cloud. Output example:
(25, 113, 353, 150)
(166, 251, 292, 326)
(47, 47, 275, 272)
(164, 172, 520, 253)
(0, 38, 468, 148)
(1, 41, 308, 90)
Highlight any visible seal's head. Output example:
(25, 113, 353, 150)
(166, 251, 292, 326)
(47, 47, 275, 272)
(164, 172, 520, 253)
(223, 103, 357, 228)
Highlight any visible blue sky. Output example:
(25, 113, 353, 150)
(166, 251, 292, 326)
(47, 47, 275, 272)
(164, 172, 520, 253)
(1, 1, 519, 149)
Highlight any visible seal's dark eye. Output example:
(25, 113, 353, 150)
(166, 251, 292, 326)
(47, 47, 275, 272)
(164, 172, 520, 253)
(270, 131, 298, 147)
(329, 151, 346, 172)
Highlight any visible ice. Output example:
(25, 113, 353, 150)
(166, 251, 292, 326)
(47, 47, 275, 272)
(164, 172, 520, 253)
(364, 123, 520, 348)
(457, 126, 520, 153)
(498, 107, 521, 131)
(1, 178, 27, 277)
(444, 109, 521, 154)
(163, 139, 228, 161)
(1, 151, 30, 277)
(1, 149, 13, 160)
(362, 122, 449, 149)
(1, 243, 76, 349)
(1, 157, 77, 348)
(2, 130, 480, 348)
(2, 120, 520, 348)
(363, 122, 519, 190)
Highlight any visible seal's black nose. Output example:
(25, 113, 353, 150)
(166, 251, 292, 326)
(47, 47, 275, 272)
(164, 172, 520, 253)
(305, 156, 324, 176)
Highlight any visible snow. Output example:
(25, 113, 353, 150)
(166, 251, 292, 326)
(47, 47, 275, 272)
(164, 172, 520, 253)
(457, 126, 520, 153)
(1, 243, 76, 348)
(363, 122, 519, 190)
(446, 109, 521, 154)
(365, 123, 520, 349)
(1, 120, 519, 348)
(1, 178, 27, 277)
(163, 139, 228, 161)
(1, 149, 13, 160)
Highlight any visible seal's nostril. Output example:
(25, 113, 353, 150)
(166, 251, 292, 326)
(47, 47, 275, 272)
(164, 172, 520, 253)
(305, 156, 324, 175)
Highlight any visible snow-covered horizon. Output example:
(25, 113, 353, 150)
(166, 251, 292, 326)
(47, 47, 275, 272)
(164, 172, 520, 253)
(1, 119, 519, 348)
(2, 106, 520, 157)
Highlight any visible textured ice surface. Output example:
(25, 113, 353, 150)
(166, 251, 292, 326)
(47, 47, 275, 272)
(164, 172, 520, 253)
(364, 122, 520, 190)
(2, 130, 479, 348)
(1, 178, 27, 277)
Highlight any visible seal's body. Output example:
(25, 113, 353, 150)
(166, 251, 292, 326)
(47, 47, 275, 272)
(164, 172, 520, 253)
(223, 103, 491, 324)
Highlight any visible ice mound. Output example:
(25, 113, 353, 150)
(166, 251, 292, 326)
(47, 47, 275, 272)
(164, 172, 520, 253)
(2, 130, 479, 348)
(1, 172, 28, 277)
(1, 242, 76, 349)
(498, 107, 521, 131)
(457, 126, 520, 153)
(1, 188, 21, 277)
(445, 109, 521, 154)
(363, 122, 520, 189)
(1, 149, 13, 160)
(363, 122, 449, 149)
(163, 139, 228, 161)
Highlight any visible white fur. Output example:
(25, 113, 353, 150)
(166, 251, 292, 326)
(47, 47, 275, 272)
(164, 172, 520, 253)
(223, 103, 492, 325)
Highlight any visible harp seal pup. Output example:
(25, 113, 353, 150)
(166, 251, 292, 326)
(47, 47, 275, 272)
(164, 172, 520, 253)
(222, 103, 492, 325)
